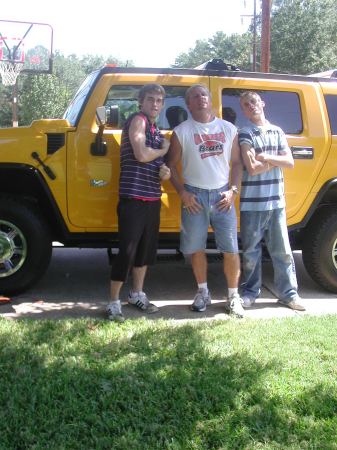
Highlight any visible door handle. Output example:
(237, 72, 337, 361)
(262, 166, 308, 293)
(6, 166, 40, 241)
(291, 146, 314, 159)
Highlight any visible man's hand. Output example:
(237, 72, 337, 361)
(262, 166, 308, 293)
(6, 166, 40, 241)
(159, 163, 171, 181)
(160, 138, 170, 154)
(215, 189, 236, 212)
(255, 153, 274, 167)
(180, 190, 203, 215)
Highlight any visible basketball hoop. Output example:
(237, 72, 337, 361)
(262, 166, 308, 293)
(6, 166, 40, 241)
(0, 60, 24, 86)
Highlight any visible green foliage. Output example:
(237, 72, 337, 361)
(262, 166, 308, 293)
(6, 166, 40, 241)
(211, 32, 258, 72)
(19, 74, 70, 125)
(173, 32, 256, 71)
(269, 0, 337, 74)
(173, 0, 337, 75)
(0, 84, 13, 127)
(0, 49, 134, 127)
(173, 39, 214, 68)
(1, 315, 337, 448)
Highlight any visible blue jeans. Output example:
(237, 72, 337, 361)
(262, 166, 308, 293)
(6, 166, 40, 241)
(240, 208, 298, 303)
(180, 184, 238, 255)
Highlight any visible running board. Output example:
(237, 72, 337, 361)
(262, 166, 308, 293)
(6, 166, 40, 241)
(206, 253, 224, 263)
(156, 251, 185, 264)
(107, 249, 185, 265)
(206, 251, 270, 264)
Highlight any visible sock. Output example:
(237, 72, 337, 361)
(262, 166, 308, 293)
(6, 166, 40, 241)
(228, 287, 238, 298)
(198, 283, 208, 292)
(130, 290, 139, 298)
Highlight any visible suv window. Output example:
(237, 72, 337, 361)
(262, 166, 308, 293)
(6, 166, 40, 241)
(105, 85, 191, 130)
(324, 95, 337, 135)
(63, 71, 100, 126)
(222, 89, 303, 134)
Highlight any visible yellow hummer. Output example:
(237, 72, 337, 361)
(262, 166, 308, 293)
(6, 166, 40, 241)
(0, 60, 337, 295)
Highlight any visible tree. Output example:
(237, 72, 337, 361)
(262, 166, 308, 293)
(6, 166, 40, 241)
(211, 32, 258, 72)
(269, 0, 337, 74)
(0, 85, 13, 127)
(19, 74, 69, 124)
(173, 31, 257, 71)
(173, 39, 214, 68)
(172, 0, 337, 75)
(0, 49, 134, 127)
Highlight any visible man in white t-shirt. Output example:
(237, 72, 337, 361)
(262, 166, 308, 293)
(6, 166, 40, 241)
(167, 84, 244, 317)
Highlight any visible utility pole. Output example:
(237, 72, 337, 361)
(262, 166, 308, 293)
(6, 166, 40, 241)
(260, 0, 271, 73)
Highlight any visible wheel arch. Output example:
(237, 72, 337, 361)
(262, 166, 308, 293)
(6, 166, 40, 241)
(0, 163, 69, 243)
(288, 178, 337, 249)
(289, 177, 337, 233)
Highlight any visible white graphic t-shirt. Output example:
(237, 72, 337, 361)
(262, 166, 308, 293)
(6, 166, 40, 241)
(174, 117, 237, 189)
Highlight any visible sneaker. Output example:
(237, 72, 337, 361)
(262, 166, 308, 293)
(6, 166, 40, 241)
(278, 298, 306, 311)
(191, 288, 211, 312)
(224, 293, 245, 318)
(128, 291, 158, 314)
(242, 296, 255, 308)
(106, 300, 125, 322)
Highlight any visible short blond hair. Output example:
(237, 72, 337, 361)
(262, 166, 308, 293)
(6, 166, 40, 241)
(239, 91, 261, 109)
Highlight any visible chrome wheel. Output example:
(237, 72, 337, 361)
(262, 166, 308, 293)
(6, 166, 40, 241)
(0, 220, 27, 278)
(333, 237, 337, 270)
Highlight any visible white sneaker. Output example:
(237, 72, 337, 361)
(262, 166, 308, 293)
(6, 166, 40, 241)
(106, 300, 125, 322)
(225, 293, 245, 318)
(128, 291, 158, 314)
(191, 288, 211, 312)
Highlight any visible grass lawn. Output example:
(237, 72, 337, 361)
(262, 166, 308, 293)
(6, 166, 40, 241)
(1, 314, 337, 449)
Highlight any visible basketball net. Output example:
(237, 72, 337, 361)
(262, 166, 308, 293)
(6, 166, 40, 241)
(0, 60, 24, 86)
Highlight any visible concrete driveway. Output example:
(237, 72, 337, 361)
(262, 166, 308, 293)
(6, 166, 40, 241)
(1, 248, 336, 321)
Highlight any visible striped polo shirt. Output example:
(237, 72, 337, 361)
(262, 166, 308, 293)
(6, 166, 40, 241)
(119, 111, 164, 200)
(238, 120, 290, 211)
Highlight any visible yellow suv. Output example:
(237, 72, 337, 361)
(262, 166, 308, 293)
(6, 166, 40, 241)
(0, 62, 337, 295)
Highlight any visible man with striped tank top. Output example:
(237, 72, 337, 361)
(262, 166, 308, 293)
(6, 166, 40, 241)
(107, 84, 171, 321)
(238, 91, 305, 311)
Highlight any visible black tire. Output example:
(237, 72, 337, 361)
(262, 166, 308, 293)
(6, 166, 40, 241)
(0, 196, 52, 296)
(302, 205, 337, 293)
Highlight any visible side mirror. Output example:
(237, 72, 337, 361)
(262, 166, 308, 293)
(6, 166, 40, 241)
(107, 105, 118, 128)
(95, 105, 119, 128)
(91, 105, 119, 156)
(95, 106, 108, 126)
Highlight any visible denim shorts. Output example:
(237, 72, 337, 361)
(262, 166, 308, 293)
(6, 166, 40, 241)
(180, 184, 238, 255)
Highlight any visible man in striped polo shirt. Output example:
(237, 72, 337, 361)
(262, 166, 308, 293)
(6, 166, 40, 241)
(107, 84, 171, 321)
(238, 91, 305, 311)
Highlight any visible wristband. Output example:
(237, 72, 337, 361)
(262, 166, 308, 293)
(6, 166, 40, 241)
(267, 162, 270, 171)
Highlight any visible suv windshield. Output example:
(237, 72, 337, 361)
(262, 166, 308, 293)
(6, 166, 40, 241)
(63, 71, 99, 126)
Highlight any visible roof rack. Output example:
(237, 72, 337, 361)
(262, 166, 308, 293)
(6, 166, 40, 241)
(194, 58, 240, 71)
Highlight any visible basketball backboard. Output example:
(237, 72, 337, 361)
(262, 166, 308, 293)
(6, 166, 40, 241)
(0, 19, 53, 74)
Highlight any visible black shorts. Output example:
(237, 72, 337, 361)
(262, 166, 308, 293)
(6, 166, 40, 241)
(110, 197, 161, 282)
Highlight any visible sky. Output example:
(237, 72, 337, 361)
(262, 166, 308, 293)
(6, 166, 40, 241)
(3, 0, 259, 68)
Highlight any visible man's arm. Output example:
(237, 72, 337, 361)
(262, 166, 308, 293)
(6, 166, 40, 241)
(166, 132, 203, 214)
(215, 135, 243, 212)
(255, 150, 294, 169)
(240, 142, 273, 176)
(230, 134, 244, 189)
(129, 115, 170, 162)
(255, 131, 294, 169)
